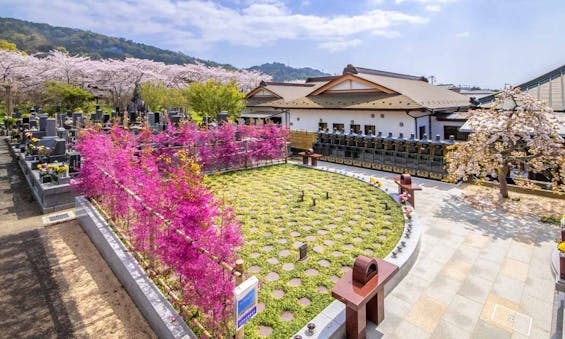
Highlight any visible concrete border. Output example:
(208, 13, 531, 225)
(75, 196, 196, 339)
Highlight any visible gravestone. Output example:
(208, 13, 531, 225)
(46, 118, 57, 137)
(39, 114, 48, 132)
(72, 112, 83, 128)
(103, 113, 110, 124)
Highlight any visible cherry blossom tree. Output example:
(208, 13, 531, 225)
(445, 88, 565, 198)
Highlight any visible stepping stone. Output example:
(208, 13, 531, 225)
(334, 233, 344, 239)
(267, 258, 279, 265)
(278, 239, 287, 244)
(257, 303, 265, 312)
(299, 297, 311, 307)
(374, 242, 382, 247)
(248, 240, 257, 245)
(277, 227, 286, 233)
(281, 311, 294, 322)
(305, 235, 316, 242)
(279, 249, 291, 257)
(337, 210, 346, 215)
(361, 230, 370, 236)
(249, 227, 258, 232)
(282, 263, 295, 271)
(272, 289, 285, 298)
(330, 276, 340, 283)
(288, 221, 297, 226)
(364, 249, 374, 255)
(316, 286, 328, 293)
(313, 246, 324, 253)
(265, 272, 279, 282)
(342, 227, 352, 233)
(327, 224, 337, 229)
(378, 235, 387, 241)
(342, 266, 352, 273)
(305, 269, 319, 277)
(250, 252, 261, 258)
(291, 231, 300, 237)
(334, 217, 343, 222)
(318, 259, 331, 267)
(293, 242, 303, 248)
(259, 326, 272, 336)
(324, 239, 334, 246)
(317, 230, 328, 235)
(288, 278, 302, 287)
(352, 214, 362, 219)
(263, 245, 274, 252)
(312, 220, 322, 225)
(332, 251, 343, 257)
(348, 220, 357, 226)
(344, 244, 354, 250)
(353, 237, 363, 243)
(302, 226, 312, 231)
(263, 231, 273, 237)
(249, 265, 261, 273)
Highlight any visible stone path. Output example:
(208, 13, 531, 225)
(0, 138, 155, 338)
(314, 161, 557, 339)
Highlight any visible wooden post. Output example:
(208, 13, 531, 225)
(235, 258, 245, 339)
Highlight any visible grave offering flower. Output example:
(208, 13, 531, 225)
(558, 241, 565, 253)
(38, 145, 52, 157)
(399, 193, 411, 204)
(56, 165, 69, 175)
(403, 206, 413, 219)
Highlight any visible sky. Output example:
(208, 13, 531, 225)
(1, 0, 564, 89)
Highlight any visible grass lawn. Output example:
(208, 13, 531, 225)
(205, 164, 405, 338)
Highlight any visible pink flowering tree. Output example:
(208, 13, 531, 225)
(445, 88, 565, 198)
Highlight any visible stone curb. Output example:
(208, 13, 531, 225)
(75, 196, 196, 339)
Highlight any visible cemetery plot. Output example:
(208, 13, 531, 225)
(205, 164, 404, 338)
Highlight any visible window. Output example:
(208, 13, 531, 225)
(318, 122, 328, 131)
(364, 125, 376, 135)
(350, 124, 361, 133)
(419, 126, 426, 139)
(443, 125, 469, 141)
(269, 117, 282, 125)
(332, 123, 344, 132)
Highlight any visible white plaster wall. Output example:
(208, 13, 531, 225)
(288, 108, 416, 137)
(430, 118, 465, 140)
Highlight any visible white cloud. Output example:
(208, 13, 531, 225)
(425, 4, 442, 12)
(2, 0, 428, 52)
(318, 39, 362, 52)
(455, 31, 470, 38)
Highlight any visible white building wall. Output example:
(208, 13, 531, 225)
(430, 118, 466, 140)
(288, 108, 416, 137)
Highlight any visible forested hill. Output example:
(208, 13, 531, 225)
(0, 17, 232, 68)
(247, 62, 330, 82)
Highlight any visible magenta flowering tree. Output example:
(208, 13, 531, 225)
(75, 122, 288, 336)
(75, 125, 244, 336)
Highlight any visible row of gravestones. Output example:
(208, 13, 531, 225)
(313, 131, 456, 179)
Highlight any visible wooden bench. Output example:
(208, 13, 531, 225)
(298, 152, 322, 166)
(393, 173, 422, 207)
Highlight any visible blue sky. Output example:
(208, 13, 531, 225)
(1, 0, 564, 89)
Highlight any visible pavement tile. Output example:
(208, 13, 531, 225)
(442, 295, 483, 332)
(522, 276, 556, 303)
(427, 244, 457, 264)
(500, 258, 529, 282)
(519, 294, 552, 332)
(405, 296, 447, 333)
(472, 320, 512, 339)
(507, 241, 533, 264)
(469, 257, 501, 282)
(440, 258, 472, 282)
(410, 257, 444, 282)
(430, 318, 472, 339)
(492, 275, 525, 304)
(478, 244, 509, 264)
(480, 293, 519, 333)
(392, 320, 431, 339)
(424, 274, 463, 305)
(457, 275, 493, 304)
(464, 232, 491, 249)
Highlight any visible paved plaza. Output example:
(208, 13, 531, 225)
(318, 162, 558, 338)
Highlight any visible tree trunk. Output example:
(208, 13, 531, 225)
(498, 164, 509, 199)
(5, 84, 12, 117)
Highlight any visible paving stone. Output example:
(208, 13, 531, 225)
(290, 231, 300, 237)
(318, 259, 331, 267)
(277, 238, 287, 244)
(272, 289, 285, 299)
(317, 229, 328, 235)
(280, 311, 294, 322)
(256, 303, 265, 312)
(305, 235, 316, 242)
(323, 239, 334, 246)
(469, 257, 501, 282)
(500, 258, 529, 282)
(267, 258, 279, 265)
(442, 295, 484, 332)
(332, 251, 343, 257)
(302, 226, 312, 231)
(305, 268, 319, 276)
(262, 245, 274, 252)
(330, 276, 339, 283)
(282, 263, 295, 271)
(298, 297, 311, 306)
(248, 265, 261, 273)
(405, 296, 448, 333)
(250, 252, 261, 259)
(288, 278, 301, 287)
(258, 326, 272, 336)
(472, 320, 511, 338)
(313, 245, 324, 253)
(492, 275, 525, 304)
(278, 249, 291, 257)
(440, 258, 472, 281)
(507, 241, 533, 264)
(265, 272, 279, 282)
(317, 286, 328, 293)
(430, 318, 472, 339)
(393, 320, 431, 339)
(334, 233, 344, 239)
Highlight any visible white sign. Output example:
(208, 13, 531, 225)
(234, 276, 258, 330)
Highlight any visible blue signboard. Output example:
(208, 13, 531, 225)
(234, 276, 258, 330)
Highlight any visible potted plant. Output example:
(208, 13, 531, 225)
(37, 164, 51, 183)
(54, 165, 70, 185)
(37, 146, 52, 163)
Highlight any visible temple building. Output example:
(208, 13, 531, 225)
(244, 65, 471, 149)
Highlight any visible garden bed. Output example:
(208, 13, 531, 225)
(205, 164, 405, 338)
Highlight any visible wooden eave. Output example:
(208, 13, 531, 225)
(245, 86, 282, 99)
(308, 74, 397, 96)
